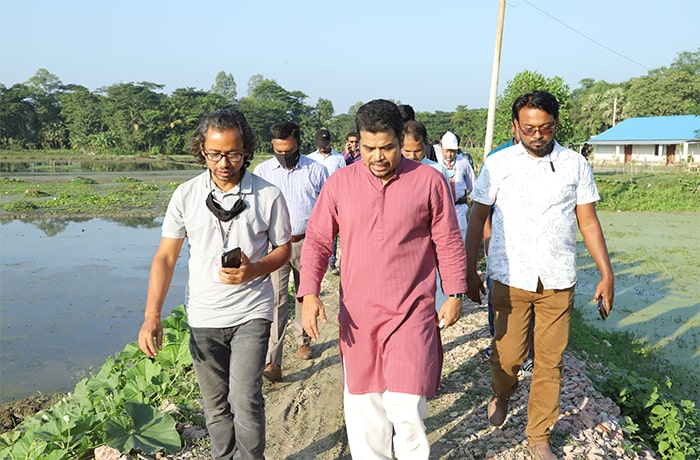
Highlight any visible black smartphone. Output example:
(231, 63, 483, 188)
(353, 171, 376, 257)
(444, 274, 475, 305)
(598, 298, 608, 320)
(221, 247, 242, 268)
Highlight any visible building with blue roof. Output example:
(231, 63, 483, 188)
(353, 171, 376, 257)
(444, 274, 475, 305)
(587, 115, 700, 165)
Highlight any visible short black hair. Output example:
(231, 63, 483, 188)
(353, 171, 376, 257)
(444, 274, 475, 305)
(270, 121, 302, 144)
(355, 99, 403, 143)
(189, 109, 258, 167)
(512, 90, 559, 122)
(397, 104, 415, 122)
(345, 131, 359, 140)
(402, 120, 428, 145)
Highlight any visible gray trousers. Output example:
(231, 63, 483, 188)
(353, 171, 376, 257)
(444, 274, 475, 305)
(189, 319, 271, 460)
(266, 238, 309, 366)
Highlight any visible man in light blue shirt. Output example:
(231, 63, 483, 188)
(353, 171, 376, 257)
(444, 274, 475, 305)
(307, 128, 345, 274)
(254, 121, 328, 382)
(307, 128, 346, 175)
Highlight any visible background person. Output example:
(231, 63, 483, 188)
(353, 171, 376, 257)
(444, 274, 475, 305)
(454, 132, 476, 171)
(398, 103, 415, 122)
(439, 130, 475, 243)
(401, 120, 442, 172)
(465, 90, 614, 460)
(307, 128, 346, 175)
(342, 131, 361, 165)
(307, 128, 345, 275)
(298, 99, 467, 459)
(401, 119, 456, 312)
(254, 121, 328, 382)
(138, 109, 291, 460)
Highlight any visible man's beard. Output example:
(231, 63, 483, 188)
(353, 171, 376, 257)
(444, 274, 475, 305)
(522, 138, 554, 157)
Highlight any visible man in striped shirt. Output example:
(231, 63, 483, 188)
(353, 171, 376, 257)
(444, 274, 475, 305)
(299, 100, 466, 459)
(254, 121, 328, 382)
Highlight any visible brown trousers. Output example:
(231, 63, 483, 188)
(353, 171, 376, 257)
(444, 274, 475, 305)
(490, 279, 575, 445)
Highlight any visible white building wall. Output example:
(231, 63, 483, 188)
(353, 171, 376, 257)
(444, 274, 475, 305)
(590, 145, 618, 163)
(632, 144, 662, 164)
(590, 143, 700, 164)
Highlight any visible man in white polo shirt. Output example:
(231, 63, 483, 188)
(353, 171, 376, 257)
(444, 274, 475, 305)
(138, 109, 291, 460)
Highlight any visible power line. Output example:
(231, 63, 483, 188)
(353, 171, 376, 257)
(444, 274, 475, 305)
(520, 0, 651, 71)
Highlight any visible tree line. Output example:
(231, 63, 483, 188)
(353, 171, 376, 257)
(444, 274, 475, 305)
(1, 49, 697, 155)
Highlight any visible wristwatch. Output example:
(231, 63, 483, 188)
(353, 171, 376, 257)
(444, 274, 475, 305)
(448, 293, 467, 301)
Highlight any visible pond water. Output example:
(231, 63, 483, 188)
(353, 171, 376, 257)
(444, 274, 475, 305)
(0, 218, 188, 402)
(575, 211, 699, 386)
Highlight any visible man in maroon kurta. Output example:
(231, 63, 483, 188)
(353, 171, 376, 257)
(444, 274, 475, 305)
(298, 99, 466, 459)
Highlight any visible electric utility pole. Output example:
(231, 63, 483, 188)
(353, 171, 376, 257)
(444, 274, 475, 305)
(484, 0, 507, 154)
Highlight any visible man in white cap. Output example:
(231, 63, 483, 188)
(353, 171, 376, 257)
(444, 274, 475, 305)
(436, 130, 475, 242)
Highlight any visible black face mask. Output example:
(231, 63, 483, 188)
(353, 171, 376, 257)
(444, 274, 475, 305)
(274, 150, 300, 169)
(206, 193, 247, 222)
(205, 168, 247, 222)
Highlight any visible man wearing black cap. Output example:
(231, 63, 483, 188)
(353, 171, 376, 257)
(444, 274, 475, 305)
(308, 128, 346, 176)
(307, 128, 346, 275)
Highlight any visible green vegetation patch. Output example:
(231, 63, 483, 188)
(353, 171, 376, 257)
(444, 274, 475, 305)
(0, 306, 197, 459)
(67, 176, 98, 185)
(113, 176, 141, 183)
(596, 172, 700, 212)
(569, 309, 700, 459)
(0, 177, 177, 218)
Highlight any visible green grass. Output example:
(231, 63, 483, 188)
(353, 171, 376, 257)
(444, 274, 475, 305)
(568, 308, 696, 398)
(594, 171, 700, 211)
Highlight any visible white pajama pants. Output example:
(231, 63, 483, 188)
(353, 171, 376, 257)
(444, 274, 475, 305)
(343, 387, 429, 460)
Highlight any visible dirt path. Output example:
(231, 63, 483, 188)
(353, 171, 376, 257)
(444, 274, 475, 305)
(262, 275, 349, 459)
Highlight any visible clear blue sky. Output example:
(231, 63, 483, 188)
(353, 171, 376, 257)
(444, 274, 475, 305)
(1, 0, 698, 114)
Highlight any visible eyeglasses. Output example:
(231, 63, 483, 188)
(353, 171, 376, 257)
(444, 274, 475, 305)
(518, 122, 555, 137)
(203, 150, 244, 163)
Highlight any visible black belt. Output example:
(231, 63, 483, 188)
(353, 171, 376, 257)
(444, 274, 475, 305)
(291, 234, 305, 243)
(455, 196, 469, 205)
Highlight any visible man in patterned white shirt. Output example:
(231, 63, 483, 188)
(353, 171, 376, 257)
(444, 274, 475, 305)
(465, 90, 614, 460)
